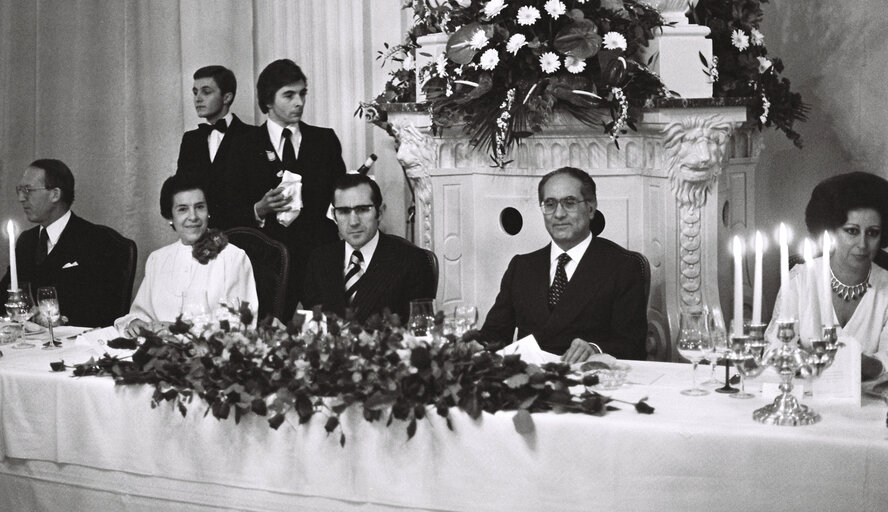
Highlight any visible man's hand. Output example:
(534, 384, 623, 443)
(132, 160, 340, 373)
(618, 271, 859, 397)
(254, 187, 291, 218)
(125, 319, 149, 338)
(561, 338, 601, 364)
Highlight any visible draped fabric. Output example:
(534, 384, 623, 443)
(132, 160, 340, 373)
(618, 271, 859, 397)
(0, 0, 404, 298)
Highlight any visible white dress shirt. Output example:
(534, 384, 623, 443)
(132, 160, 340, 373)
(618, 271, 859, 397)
(548, 232, 593, 284)
(266, 118, 302, 161)
(207, 112, 233, 163)
(344, 230, 380, 274)
(42, 209, 72, 255)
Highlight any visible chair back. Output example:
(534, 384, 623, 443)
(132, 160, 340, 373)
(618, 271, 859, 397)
(225, 227, 289, 320)
(422, 247, 439, 293)
(95, 225, 137, 318)
(627, 250, 651, 307)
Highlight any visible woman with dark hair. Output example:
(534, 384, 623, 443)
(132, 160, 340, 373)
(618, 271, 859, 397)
(766, 172, 888, 380)
(114, 174, 257, 336)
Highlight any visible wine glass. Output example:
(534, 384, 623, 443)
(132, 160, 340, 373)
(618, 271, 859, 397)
(701, 306, 727, 386)
(676, 305, 712, 396)
(9, 282, 35, 349)
(407, 299, 436, 337)
(37, 287, 60, 350)
(729, 334, 757, 400)
(455, 304, 478, 336)
(181, 289, 211, 331)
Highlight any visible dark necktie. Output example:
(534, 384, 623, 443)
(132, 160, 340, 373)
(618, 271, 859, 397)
(547, 253, 571, 310)
(199, 119, 227, 134)
(36, 228, 49, 266)
(281, 127, 298, 173)
(344, 250, 364, 305)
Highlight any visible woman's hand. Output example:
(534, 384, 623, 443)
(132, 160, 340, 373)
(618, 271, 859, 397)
(125, 319, 150, 338)
(862, 353, 884, 381)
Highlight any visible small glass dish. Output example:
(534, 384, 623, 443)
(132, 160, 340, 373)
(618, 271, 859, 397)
(0, 321, 23, 345)
(585, 363, 631, 390)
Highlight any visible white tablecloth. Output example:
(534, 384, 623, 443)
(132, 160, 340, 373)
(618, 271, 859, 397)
(1, 333, 886, 512)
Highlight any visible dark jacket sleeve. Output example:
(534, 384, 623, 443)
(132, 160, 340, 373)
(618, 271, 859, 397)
(479, 257, 518, 348)
(601, 257, 648, 360)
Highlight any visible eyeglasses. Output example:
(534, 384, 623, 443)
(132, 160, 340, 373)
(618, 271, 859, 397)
(332, 204, 376, 217)
(540, 197, 589, 214)
(15, 186, 52, 197)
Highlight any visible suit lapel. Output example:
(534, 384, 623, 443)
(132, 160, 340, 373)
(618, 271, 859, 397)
(352, 233, 391, 316)
(40, 213, 79, 272)
(258, 122, 285, 182)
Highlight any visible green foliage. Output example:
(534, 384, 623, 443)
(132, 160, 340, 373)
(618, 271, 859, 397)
(68, 311, 653, 443)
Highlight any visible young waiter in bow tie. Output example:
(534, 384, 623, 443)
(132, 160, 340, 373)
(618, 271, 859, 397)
(175, 65, 253, 229)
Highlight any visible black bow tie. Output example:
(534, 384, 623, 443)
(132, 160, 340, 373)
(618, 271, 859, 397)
(199, 119, 227, 133)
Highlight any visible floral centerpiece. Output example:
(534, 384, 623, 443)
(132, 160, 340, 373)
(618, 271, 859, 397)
(691, 0, 808, 147)
(360, 0, 807, 166)
(67, 308, 653, 443)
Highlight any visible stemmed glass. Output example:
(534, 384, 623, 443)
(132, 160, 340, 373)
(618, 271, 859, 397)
(37, 287, 60, 350)
(676, 305, 713, 396)
(701, 306, 727, 386)
(181, 289, 211, 331)
(455, 305, 478, 336)
(407, 299, 436, 336)
(9, 282, 35, 349)
(729, 333, 756, 400)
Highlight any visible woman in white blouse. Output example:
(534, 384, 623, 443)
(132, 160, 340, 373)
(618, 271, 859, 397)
(115, 174, 258, 336)
(767, 172, 888, 380)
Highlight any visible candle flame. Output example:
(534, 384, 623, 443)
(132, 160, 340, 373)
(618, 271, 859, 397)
(6, 219, 14, 240)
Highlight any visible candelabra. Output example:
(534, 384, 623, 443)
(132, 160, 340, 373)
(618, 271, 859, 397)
(729, 320, 842, 426)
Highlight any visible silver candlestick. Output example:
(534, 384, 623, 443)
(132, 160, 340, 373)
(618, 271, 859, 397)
(729, 320, 842, 426)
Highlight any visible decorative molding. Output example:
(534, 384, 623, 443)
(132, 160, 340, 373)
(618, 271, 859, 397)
(393, 122, 435, 249)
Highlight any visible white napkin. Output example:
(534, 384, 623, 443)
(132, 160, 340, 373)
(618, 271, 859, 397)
(811, 335, 861, 405)
(276, 171, 303, 227)
(497, 335, 561, 365)
(74, 326, 120, 348)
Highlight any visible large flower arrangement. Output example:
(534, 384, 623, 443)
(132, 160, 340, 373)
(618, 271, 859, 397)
(361, 0, 807, 166)
(69, 309, 653, 443)
(364, 0, 669, 166)
(690, 0, 808, 147)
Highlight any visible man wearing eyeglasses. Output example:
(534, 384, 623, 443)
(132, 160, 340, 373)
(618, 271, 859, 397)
(301, 173, 436, 324)
(480, 167, 647, 363)
(0, 159, 131, 327)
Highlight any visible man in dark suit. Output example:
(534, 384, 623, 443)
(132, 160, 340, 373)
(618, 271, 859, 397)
(175, 65, 253, 229)
(227, 59, 346, 317)
(302, 173, 436, 324)
(480, 167, 647, 362)
(1, 159, 132, 327)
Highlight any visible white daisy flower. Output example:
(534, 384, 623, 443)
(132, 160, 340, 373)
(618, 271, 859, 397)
(565, 55, 586, 74)
(516, 5, 541, 26)
(602, 32, 627, 51)
(544, 0, 566, 19)
(750, 28, 764, 46)
(401, 53, 415, 71)
(539, 52, 561, 74)
(456, 0, 472, 7)
(483, 0, 507, 19)
(506, 33, 527, 55)
(480, 49, 500, 70)
(435, 54, 448, 76)
(469, 29, 489, 50)
(731, 29, 749, 51)
(757, 56, 772, 73)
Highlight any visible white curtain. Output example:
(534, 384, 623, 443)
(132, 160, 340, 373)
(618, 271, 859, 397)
(0, 0, 405, 294)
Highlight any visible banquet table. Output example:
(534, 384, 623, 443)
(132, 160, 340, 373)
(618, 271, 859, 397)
(1, 328, 886, 512)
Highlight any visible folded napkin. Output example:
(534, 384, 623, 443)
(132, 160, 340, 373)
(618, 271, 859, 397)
(276, 171, 303, 227)
(74, 326, 121, 348)
(497, 335, 561, 365)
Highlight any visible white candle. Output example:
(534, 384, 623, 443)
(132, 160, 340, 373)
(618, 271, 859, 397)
(822, 232, 832, 327)
(803, 238, 821, 328)
(778, 223, 791, 320)
(6, 220, 18, 291)
(733, 236, 744, 336)
(752, 231, 763, 325)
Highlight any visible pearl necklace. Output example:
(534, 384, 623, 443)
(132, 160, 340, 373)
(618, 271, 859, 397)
(830, 267, 872, 302)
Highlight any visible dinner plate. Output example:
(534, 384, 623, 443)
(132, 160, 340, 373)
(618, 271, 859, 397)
(24, 322, 47, 335)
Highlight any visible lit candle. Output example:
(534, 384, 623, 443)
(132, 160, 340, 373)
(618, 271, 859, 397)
(752, 231, 763, 325)
(822, 232, 832, 327)
(6, 220, 18, 291)
(778, 223, 791, 320)
(803, 238, 821, 328)
(733, 236, 743, 336)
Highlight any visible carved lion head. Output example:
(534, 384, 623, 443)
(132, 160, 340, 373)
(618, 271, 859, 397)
(392, 122, 436, 177)
(663, 116, 733, 208)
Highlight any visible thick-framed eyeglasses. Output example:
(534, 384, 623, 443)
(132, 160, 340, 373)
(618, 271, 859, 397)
(332, 204, 376, 217)
(540, 197, 589, 214)
(15, 186, 52, 198)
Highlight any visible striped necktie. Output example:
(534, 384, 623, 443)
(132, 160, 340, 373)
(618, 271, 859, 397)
(547, 253, 571, 310)
(344, 250, 364, 305)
